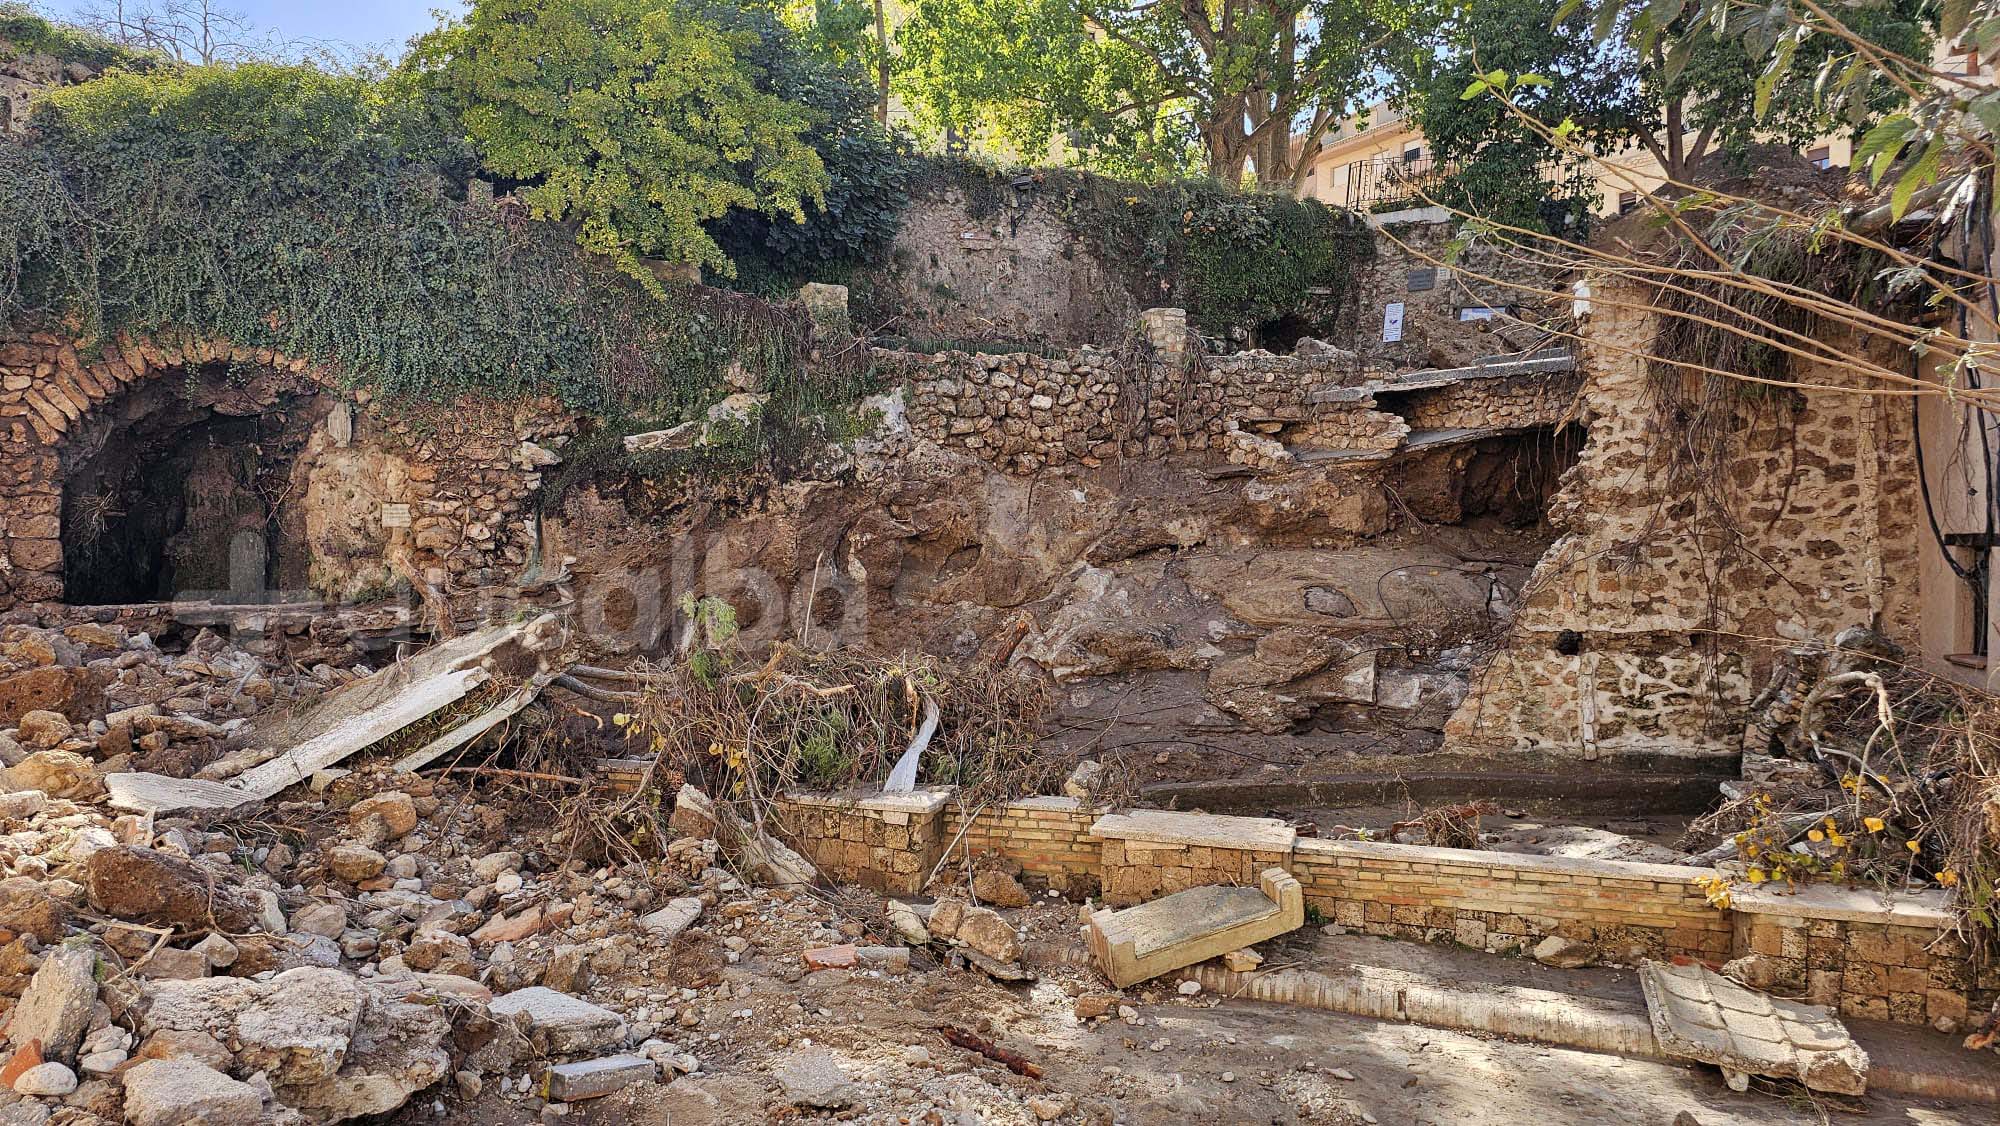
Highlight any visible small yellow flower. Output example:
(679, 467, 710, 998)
(1939, 869, 1960, 887)
(1864, 817, 1886, 833)
(1906, 840, 1921, 854)
(1747, 868, 1768, 883)
(613, 713, 631, 727)
(1807, 830, 1825, 843)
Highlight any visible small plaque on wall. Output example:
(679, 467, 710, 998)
(1382, 302, 1406, 343)
(380, 503, 412, 528)
(1406, 267, 1437, 292)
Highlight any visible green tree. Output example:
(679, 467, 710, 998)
(1410, 0, 1640, 229)
(699, 2, 915, 292)
(899, 0, 1424, 187)
(1416, 0, 1930, 229)
(400, 0, 829, 287)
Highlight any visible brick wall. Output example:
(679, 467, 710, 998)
(776, 786, 1972, 1025)
(1291, 838, 1731, 962)
(1727, 885, 1995, 1027)
(939, 796, 1100, 894)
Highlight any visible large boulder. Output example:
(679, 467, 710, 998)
(7, 750, 101, 801)
(136, 967, 450, 1123)
(85, 846, 262, 934)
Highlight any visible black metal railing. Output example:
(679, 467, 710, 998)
(1344, 155, 1455, 212)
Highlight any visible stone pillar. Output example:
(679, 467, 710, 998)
(1137, 308, 1188, 360)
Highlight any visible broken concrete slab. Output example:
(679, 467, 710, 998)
(137, 967, 451, 1122)
(389, 671, 556, 774)
(639, 897, 703, 941)
(106, 615, 565, 816)
(1087, 867, 1303, 989)
(488, 987, 627, 1056)
(1640, 959, 1868, 1096)
(545, 1054, 656, 1101)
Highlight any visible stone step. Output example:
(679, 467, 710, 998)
(1086, 867, 1302, 988)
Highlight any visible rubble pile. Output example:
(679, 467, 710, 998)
(0, 617, 368, 797)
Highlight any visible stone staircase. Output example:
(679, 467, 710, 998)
(1085, 867, 1303, 988)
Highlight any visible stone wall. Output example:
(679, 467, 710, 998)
(771, 787, 1984, 1025)
(1290, 838, 1731, 962)
(0, 329, 572, 606)
(850, 188, 1145, 347)
(1444, 278, 1923, 764)
(1344, 218, 1560, 373)
(881, 344, 1384, 475)
(1727, 887, 1986, 1027)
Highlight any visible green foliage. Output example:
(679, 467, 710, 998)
(1422, 0, 1929, 225)
(399, 0, 829, 288)
(1412, 0, 1624, 232)
(0, 3, 153, 71)
(927, 161, 1374, 334)
(898, 0, 1423, 186)
(700, 2, 917, 294)
(0, 62, 871, 474)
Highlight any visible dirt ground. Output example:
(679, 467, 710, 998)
(429, 898, 1990, 1126)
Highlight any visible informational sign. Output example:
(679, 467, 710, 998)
(380, 503, 412, 529)
(1458, 305, 1506, 322)
(1382, 302, 1405, 343)
(1406, 267, 1437, 292)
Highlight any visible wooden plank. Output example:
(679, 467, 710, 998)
(392, 672, 554, 773)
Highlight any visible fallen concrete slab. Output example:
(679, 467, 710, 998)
(1087, 867, 1301, 988)
(1131, 929, 2000, 1104)
(1640, 959, 1868, 1096)
(107, 615, 566, 815)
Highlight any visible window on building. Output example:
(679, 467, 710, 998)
(1957, 47, 1983, 76)
(1806, 146, 1831, 170)
(1403, 146, 1422, 164)
(1618, 191, 1638, 214)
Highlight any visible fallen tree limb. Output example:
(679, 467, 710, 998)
(935, 1025, 1043, 1078)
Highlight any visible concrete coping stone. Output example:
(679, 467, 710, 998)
(1002, 795, 1089, 814)
(780, 788, 954, 815)
(1728, 882, 1955, 929)
(1294, 836, 1721, 884)
(1090, 809, 1296, 853)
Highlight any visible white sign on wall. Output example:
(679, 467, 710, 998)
(1382, 302, 1405, 343)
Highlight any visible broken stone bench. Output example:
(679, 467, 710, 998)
(1087, 866, 1303, 988)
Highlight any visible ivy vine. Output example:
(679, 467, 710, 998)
(0, 62, 872, 475)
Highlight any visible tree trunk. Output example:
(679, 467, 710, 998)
(873, 0, 891, 125)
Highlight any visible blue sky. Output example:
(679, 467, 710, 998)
(44, 1, 461, 58)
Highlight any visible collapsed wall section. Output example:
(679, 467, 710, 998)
(1443, 278, 1923, 765)
(773, 788, 1988, 1026)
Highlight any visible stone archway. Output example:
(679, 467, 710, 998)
(0, 327, 575, 610)
(55, 362, 337, 603)
(0, 330, 334, 605)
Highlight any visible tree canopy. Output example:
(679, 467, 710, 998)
(898, 0, 1421, 187)
(399, 0, 830, 287)
(1413, 0, 1932, 230)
